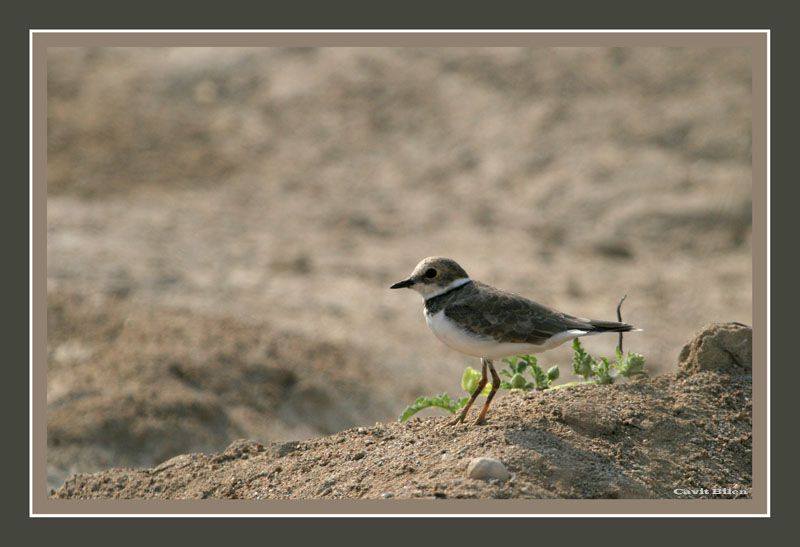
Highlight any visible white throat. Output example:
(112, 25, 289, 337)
(422, 277, 471, 300)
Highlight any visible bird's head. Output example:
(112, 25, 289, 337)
(390, 256, 471, 300)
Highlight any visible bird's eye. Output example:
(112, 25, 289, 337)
(425, 268, 437, 278)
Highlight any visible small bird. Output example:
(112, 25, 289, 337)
(390, 257, 639, 425)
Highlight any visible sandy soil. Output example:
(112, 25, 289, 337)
(54, 323, 752, 500)
(47, 47, 752, 491)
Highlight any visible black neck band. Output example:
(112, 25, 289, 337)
(424, 279, 472, 306)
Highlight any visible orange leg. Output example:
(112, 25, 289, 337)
(448, 359, 487, 425)
(474, 359, 501, 425)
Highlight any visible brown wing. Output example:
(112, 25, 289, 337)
(444, 284, 593, 345)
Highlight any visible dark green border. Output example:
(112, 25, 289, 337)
(5, 0, 790, 541)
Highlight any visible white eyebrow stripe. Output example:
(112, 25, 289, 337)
(424, 277, 471, 300)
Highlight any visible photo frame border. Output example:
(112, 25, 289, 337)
(30, 30, 769, 517)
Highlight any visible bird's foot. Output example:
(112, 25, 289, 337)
(473, 416, 487, 426)
(448, 414, 465, 426)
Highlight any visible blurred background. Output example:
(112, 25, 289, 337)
(47, 47, 752, 490)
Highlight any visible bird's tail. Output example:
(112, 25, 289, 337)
(586, 319, 639, 333)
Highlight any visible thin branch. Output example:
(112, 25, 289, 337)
(616, 294, 628, 354)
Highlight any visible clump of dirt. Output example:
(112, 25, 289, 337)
(54, 327, 752, 500)
(678, 322, 752, 375)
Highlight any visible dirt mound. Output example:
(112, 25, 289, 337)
(47, 288, 402, 490)
(678, 322, 753, 375)
(54, 328, 752, 500)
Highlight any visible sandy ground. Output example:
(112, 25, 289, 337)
(54, 324, 753, 500)
(47, 47, 753, 490)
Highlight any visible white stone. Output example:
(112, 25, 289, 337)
(466, 457, 510, 481)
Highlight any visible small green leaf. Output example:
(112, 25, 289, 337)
(398, 393, 468, 421)
(502, 356, 518, 367)
(510, 373, 527, 389)
(571, 338, 594, 380)
(461, 366, 479, 393)
(618, 352, 646, 378)
(591, 357, 614, 384)
(460, 366, 491, 396)
(547, 365, 560, 381)
(525, 359, 553, 390)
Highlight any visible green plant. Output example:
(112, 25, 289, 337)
(570, 338, 646, 385)
(398, 366, 490, 422)
(571, 337, 594, 381)
(615, 347, 646, 378)
(398, 393, 468, 422)
(399, 328, 646, 421)
(499, 355, 559, 391)
(460, 366, 492, 396)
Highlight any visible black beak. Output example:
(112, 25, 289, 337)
(390, 278, 415, 289)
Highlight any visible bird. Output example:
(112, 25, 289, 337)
(390, 256, 639, 425)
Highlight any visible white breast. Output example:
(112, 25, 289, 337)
(424, 309, 593, 359)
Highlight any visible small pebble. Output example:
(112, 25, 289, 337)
(466, 457, 511, 482)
